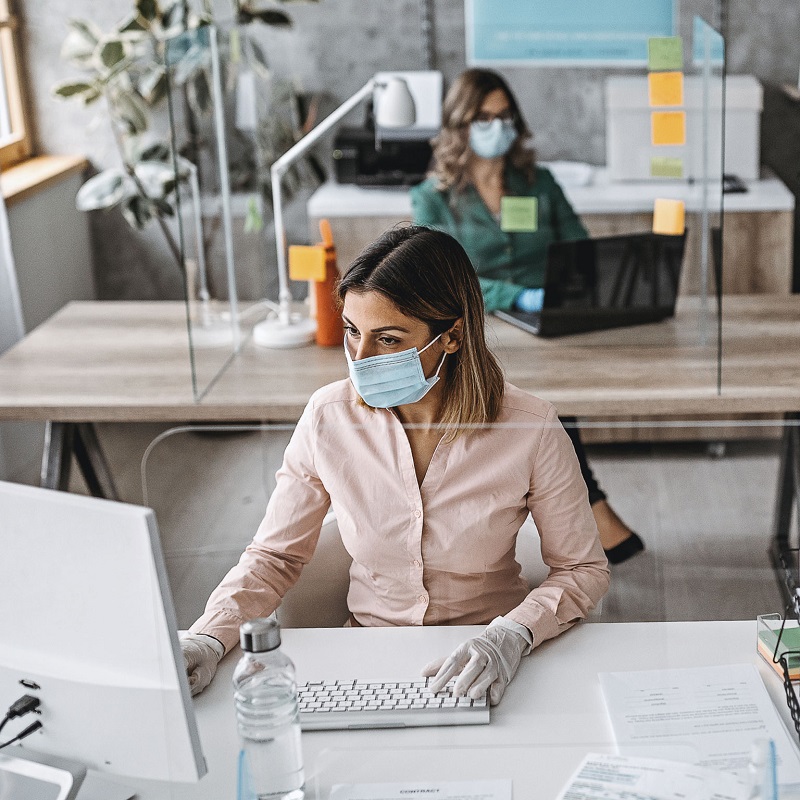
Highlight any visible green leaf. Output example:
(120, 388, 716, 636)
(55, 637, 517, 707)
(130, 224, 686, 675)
(162, 0, 188, 33)
(138, 141, 171, 162)
(76, 169, 132, 211)
(238, 8, 293, 27)
(112, 91, 149, 135)
(60, 20, 102, 66)
(153, 197, 175, 216)
(136, 0, 159, 22)
(52, 80, 96, 99)
(67, 18, 102, 45)
(99, 39, 127, 69)
(138, 65, 167, 105)
(121, 195, 154, 229)
(117, 13, 148, 34)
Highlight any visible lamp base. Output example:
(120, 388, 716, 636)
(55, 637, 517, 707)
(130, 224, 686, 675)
(189, 318, 240, 348)
(252, 315, 316, 348)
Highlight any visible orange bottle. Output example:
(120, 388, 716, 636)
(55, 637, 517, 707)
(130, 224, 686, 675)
(312, 219, 343, 347)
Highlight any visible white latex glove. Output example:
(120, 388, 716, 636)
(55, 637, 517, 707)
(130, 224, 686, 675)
(180, 632, 225, 697)
(421, 620, 530, 706)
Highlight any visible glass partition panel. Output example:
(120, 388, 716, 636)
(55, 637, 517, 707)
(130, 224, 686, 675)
(142, 418, 790, 632)
(164, 25, 270, 401)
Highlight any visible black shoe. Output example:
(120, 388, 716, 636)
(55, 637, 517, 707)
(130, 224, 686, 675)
(604, 532, 645, 565)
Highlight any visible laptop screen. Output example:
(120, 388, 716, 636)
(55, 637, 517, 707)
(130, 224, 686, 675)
(544, 232, 686, 314)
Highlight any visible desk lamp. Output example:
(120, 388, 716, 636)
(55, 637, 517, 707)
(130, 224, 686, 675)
(252, 76, 416, 348)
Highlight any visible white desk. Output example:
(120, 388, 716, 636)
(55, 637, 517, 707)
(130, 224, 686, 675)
(308, 174, 794, 296)
(118, 621, 796, 800)
(307, 172, 794, 218)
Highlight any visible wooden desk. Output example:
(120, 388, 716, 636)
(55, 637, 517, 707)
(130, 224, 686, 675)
(106, 621, 797, 800)
(1, 295, 798, 602)
(1, 295, 798, 422)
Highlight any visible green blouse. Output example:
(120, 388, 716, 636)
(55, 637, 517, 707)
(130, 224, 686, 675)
(410, 166, 588, 313)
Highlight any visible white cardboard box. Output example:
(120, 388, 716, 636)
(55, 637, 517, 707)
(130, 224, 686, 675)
(606, 74, 762, 182)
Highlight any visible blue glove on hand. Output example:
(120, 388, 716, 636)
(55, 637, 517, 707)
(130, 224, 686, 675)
(514, 288, 545, 313)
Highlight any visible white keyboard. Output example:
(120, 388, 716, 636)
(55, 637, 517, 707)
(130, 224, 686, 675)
(297, 677, 490, 730)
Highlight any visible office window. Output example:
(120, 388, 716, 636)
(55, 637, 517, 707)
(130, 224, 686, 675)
(0, 0, 30, 168)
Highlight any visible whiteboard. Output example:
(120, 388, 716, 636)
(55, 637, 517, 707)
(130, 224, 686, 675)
(466, 0, 677, 67)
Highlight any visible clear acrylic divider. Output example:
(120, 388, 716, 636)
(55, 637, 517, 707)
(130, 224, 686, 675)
(164, 24, 270, 401)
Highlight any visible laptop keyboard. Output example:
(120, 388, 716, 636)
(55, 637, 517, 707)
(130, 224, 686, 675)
(297, 677, 490, 730)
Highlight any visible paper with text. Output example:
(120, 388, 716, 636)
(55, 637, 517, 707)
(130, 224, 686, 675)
(599, 664, 800, 786)
(329, 780, 512, 800)
(555, 752, 749, 800)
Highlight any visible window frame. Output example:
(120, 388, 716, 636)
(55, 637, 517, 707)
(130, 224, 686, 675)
(0, 0, 31, 169)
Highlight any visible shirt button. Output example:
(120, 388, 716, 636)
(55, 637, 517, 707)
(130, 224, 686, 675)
(418, 594, 427, 603)
(414, 509, 422, 518)
(413, 560, 421, 567)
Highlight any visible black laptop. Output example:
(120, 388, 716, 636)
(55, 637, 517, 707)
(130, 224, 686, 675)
(493, 231, 687, 337)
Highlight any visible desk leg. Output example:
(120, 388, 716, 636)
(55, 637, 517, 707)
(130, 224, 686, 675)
(41, 422, 74, 491)
(74, 423, 119, 501)
(40, 422, 119, 500)
(771, 413, 800, 609)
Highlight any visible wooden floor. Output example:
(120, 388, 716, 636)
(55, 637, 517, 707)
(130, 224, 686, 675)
(41, 422, 786, 630)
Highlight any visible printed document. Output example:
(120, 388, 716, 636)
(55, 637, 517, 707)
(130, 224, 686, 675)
(555, 753, 749, 800)
(599, 664, 800, 785)
(329, 781, 512, 800)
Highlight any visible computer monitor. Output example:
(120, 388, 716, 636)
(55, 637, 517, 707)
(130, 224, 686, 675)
(0, 481, 205, 798)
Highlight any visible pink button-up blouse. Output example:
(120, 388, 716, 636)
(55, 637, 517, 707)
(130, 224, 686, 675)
(191, 379, 610, 653)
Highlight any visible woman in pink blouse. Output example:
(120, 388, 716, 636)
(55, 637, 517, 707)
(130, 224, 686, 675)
(181, 226, 610, 705)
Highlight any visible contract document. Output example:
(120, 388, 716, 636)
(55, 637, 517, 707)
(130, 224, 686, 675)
(599, 664, 800, 788)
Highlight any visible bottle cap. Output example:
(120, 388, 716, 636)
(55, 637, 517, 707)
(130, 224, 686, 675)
(240, 617, 281, 653)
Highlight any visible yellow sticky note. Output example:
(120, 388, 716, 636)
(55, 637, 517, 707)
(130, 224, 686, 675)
(648, 72, 684, 107)
(651, 110, 686, 146)
(652, 199, 686, 235)
(288, 245, 326, 281)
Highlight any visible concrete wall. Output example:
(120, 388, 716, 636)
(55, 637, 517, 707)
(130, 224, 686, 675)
(0, 171, 95, 482)
(20, 0, 800, 300)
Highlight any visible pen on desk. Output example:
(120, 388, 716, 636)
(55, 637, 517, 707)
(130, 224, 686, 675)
(762, 739, 778, 800)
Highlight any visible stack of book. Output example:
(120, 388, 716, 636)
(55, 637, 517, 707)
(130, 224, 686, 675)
(758, 613, 800, 681)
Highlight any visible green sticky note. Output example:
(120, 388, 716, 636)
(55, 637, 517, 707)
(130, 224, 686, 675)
(651, 156, 684, 178)
(648, 37, 683, 71)
(500, 196, 538, 232)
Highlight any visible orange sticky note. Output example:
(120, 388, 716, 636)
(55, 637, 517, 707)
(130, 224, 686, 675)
(648, 71, 684, 107)
(288, 245, 326, 281)
(652, 198, 686, 235)
(651, 111, 686, 146)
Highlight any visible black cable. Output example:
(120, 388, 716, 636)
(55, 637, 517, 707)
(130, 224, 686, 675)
(0, 720, 43, 750)
(0, 715, 10, 737)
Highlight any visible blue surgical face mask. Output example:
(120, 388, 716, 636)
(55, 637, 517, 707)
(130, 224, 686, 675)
(345, 334, 447, 409)
(469, 118, 517, 160)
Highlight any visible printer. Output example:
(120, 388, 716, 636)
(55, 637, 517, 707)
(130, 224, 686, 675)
(332, 71, 442, 187)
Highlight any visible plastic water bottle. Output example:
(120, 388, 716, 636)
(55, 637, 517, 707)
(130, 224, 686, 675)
(234, 618, 304, 800)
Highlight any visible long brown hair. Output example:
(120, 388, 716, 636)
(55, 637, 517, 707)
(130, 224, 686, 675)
(337, 226, 505, 438)
(431, 68, 535, 191)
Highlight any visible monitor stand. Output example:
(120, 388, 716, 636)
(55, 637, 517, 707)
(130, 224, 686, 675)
(0, 749, 133, 800)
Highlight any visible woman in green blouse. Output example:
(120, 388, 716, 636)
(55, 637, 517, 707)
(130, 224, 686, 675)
(411, 68, 644, 564)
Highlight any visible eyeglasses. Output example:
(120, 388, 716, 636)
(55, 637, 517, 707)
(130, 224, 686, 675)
(471, 110, 515, 130)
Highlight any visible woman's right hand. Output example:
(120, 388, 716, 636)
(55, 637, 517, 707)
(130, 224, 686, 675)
(180, 632, 225, 696)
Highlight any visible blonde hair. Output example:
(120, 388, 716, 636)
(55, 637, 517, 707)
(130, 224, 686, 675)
(431, 68, 535, 191)
(336, 226, 505, 439)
